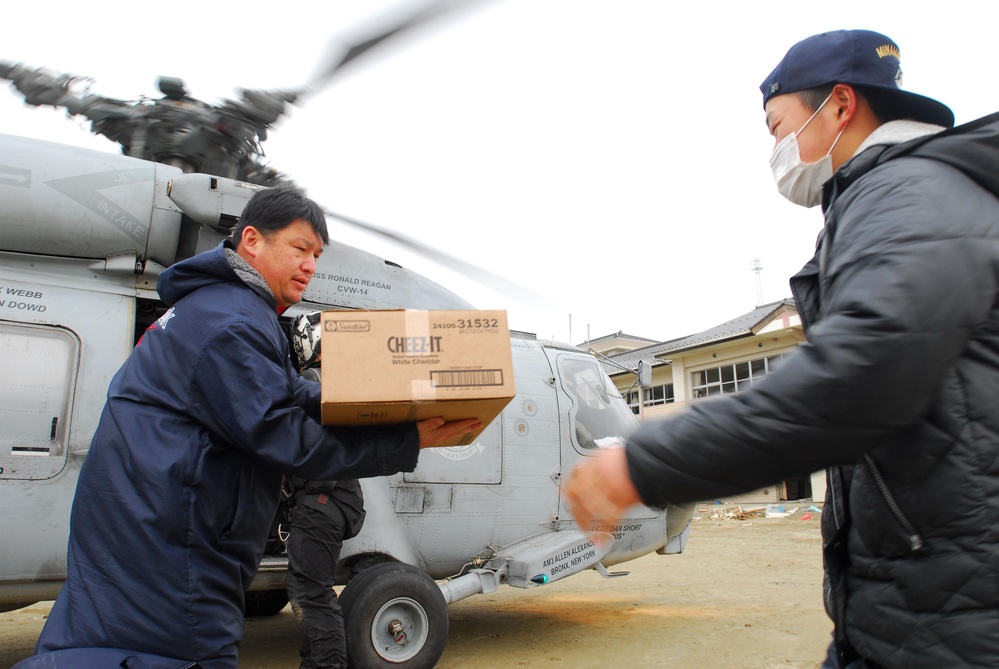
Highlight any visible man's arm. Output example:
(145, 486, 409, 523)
(292, 373, 322, 421)
(193, 323, 481, 480)
(567, 161, 998, 522)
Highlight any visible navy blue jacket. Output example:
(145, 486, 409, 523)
(22, 242, 419, 668)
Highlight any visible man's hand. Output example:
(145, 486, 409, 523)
(416, 417, 483, 448)
(562, 446, 642, 540)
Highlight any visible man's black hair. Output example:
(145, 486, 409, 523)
(796, 83, 910, 124)
(231, 187, 329, 247)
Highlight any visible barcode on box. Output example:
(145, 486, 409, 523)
(431, 369, 505, 387)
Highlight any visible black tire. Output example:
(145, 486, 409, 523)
(339, 562, 448, 669)
(243, 588, 289, 617)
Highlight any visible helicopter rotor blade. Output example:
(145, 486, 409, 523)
(304, 0, 492, 97)
(323, 208, 554, 306)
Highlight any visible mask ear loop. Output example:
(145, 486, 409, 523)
(826, 125, 847, 157)
(794, 92, 834, 139)
(797, 93, 848, 160)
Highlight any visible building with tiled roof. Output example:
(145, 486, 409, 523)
(587, 299, 820, 504)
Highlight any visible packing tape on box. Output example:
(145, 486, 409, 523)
(403, 309, 431, 357)
(410, 379, 437, 401)
(406, 309, 438, 401)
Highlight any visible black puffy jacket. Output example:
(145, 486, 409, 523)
(627, 112, 999, 668)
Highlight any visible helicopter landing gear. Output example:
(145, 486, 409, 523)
(339, 562, 448, 669)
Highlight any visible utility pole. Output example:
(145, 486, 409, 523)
(751, 258, 764, 306)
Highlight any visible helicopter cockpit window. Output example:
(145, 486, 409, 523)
(558, 357, 639, 450)
(0, 323, 77, 465)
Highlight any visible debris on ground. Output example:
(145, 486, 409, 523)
(695, 501, 823, 521)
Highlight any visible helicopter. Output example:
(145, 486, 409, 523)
(0, 3, 694, 667)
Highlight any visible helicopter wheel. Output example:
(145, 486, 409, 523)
(339, 562, 448, 669)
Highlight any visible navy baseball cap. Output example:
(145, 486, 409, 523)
(760, 30, 954, 128)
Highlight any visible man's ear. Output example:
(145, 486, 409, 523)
(831, 83, 858, 127)
(239, 225, 264, 260)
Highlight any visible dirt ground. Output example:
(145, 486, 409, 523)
(1, 510, 832, 669)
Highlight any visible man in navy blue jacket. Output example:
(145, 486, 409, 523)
(16, 188, 479, 669)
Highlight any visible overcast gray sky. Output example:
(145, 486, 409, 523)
(2, 1, 993, 344)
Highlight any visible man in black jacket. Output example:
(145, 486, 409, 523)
(285, 311, 364, 669)
(564, 30, 999, 668)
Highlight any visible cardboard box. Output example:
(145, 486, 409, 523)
(320, 309, 516, 446)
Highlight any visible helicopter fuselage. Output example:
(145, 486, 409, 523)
(0, 133, 693, 665)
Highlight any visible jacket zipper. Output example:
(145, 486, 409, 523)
(863, 454, 924, 552)
(828, 468, 842, 531)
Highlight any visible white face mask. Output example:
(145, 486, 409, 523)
(769, 94, 845, 208)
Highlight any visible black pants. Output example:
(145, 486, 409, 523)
(286, 498, 348, 669)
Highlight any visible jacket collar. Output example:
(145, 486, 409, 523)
(222, 239, 279, 311)
(822, 110, 999, 210)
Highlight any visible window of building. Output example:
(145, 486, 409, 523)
(625, 385, 674, 415)
(645, 384, 674, 406)
(691, 354, 784, 399)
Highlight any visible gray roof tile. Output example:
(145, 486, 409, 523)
(597, 299, 796, 376)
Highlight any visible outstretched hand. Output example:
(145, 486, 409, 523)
(416, 417, 483, 448)
(562, 446, 642, 539)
